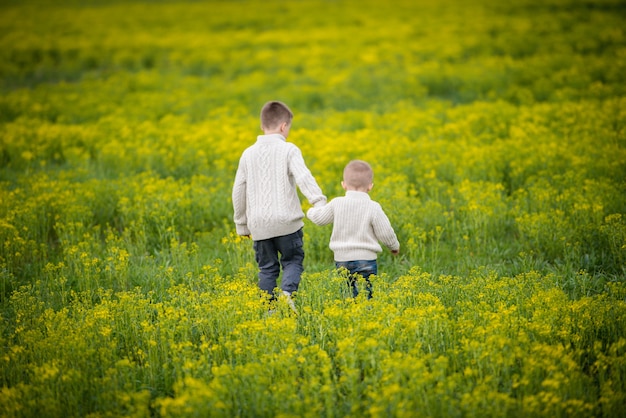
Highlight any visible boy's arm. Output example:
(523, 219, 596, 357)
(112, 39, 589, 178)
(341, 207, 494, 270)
(232, 160, 251, 236)
(372, 204, 400, 253)
(288, 147, 326, 207)
(306, 201, 334, 226)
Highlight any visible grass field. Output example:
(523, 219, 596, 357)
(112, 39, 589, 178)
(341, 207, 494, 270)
(1, 0, 625, 416)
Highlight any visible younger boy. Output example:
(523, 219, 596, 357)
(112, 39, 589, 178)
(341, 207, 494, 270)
(232, 101, 326, 309)
(307, 160, 399, 298)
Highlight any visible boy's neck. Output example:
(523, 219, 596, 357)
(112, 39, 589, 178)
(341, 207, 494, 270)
(263, 121, 290, 137)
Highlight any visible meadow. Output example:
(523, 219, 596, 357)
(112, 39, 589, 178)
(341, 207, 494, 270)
(1, 0, 626, 416)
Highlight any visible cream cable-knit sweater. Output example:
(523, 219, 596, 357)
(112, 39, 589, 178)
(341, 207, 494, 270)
(307, 190, 400, 262)
(232, 134, 326, 241)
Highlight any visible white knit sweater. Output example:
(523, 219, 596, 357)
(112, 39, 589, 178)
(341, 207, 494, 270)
(307, 190, 400, 262)
(232, 134, 326, 241)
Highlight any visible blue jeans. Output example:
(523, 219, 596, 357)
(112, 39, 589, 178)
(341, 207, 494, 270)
(335, 259, 377, 299)
(253, 229, 304, 296)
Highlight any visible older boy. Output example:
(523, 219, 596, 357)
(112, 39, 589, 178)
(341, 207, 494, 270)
(232, 101, 326, 307)
(307, 160, 399, 298)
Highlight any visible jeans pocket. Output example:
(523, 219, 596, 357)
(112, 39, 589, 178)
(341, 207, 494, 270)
(354, 260, 377, 277)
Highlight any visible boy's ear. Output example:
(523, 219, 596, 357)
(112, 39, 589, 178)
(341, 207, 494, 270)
(368, 183, 374, 191)
(341, 181, 347, 190)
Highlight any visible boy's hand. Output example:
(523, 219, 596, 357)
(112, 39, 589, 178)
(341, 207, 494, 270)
(391, 249, 399, 255)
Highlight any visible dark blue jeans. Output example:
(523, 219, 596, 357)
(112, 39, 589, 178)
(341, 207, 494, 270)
(253, 229, 304, 296)
(335, 259, 377, 299)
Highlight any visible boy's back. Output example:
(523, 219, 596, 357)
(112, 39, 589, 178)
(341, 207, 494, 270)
(309, 190, 398, 262)
(235, 135, 324, 240)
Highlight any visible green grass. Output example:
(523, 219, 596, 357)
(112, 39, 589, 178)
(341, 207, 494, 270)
(1, 0, 625, 416)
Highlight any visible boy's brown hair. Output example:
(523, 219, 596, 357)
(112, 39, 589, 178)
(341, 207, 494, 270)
(260, 101, 293, 130)
(343, 160, 373, 190)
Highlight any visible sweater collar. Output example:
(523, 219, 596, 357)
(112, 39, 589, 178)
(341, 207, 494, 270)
(257, 133, 286, 142)
(345, 190, 371, 199)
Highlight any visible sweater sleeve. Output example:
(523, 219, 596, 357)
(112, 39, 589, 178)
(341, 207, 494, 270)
(306, 201, 334, 226)
(232, 156, 251, 236)
(288, 146, 326, 207)
(372, 203, 400, 252)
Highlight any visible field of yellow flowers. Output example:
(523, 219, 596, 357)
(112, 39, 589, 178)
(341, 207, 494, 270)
(1, 0, 626, 416)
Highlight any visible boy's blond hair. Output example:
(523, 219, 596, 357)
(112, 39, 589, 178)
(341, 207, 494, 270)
(260, 101, 293, 130)
(343, 160, 373, 190)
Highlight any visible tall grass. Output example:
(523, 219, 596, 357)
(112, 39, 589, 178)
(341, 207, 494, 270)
(1, 0, 625, 416)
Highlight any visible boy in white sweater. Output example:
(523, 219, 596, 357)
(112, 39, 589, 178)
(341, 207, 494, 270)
(307, 160, 399, 299)
(232, 101, 326, 306)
